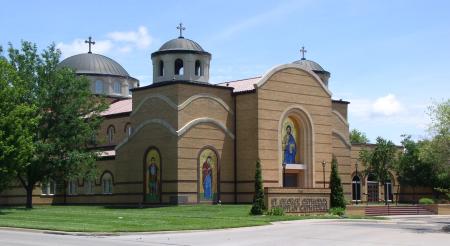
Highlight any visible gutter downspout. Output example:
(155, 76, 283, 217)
(233, 92, 238, 204)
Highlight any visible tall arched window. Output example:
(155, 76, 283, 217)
(174, 59, 184, 75)
(195, 60, 202, 76)
(159, 60, 164, 76)
(101, 172, 113, 194)
(124, 123, 132, 137)
(107, 125, 115, 144)
(113, 81, 121, 94)
(95, 80, 104, 94)
(127, 82, 133, 96)
(352, 175, 361, 201)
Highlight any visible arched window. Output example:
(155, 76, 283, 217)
(195, 60, 202, 76)
(159, 60, 164, 76)
(84, 179, 95, 194)
(95, 80, 104, 94)
(127, 82, 133, 96)
(41, 179, 56, 195)
(352, 175, 361, 201)
(113, 81, 121, 94)
(68, 180, 78, 195)
(101, 172, 113, 194)
(124, 123, 132, 137)
(107, 125, 115, 144)
(174, 59, 184, 75)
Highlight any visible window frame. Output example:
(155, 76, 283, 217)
(113, 81, 121, 94)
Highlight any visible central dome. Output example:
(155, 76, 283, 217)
(293, 59, 326, 72)
(158, 37, 205, 52)
(58, 53, 130, 77)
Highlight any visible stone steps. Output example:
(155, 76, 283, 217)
(365, 205, 435, 216)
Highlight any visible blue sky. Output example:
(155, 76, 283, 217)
(1, 0, 449, 144)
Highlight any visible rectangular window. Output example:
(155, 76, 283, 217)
(113, 81, 121, 94)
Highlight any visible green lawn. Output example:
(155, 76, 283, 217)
(0, 205, 362, 232)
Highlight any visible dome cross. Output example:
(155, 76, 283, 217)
(85, 36, 95, 54)
(300, 46, 307, 60)
(177, 23, 186, 38)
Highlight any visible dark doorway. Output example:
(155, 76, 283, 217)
(285, 173, 298, 187)
(367, 174, 379, 202)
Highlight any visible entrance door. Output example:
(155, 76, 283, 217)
(384, 181, 393, 202)
(367, 182, 379, 202)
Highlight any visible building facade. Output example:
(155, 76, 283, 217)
(0, 33, 400, 207)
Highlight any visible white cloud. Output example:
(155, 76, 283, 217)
(107, 26, 152, 49)
(56, 39, 113, 58)
(56, 26, 152, 58)
(372, 94, 403, 116)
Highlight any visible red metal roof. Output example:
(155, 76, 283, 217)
(217, 76, 261, 93)
(101, 99, 132, 116)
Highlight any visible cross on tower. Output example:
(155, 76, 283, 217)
(177, 23, 186, 38)
(300, 46, 307, 60)
(85, 36, 95, 54)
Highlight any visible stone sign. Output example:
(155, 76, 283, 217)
(265, 187, 331, 214)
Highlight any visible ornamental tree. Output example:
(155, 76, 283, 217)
(3, 41, 108, 208)
(329, 156, 346, 209)
(251, 159, 265, 215)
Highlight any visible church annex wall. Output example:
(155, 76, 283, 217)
(256, 66, 333, 192)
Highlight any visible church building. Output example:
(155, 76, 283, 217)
(0, 26, 399, 211)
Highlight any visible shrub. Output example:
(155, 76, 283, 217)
(419, 197, 434, 205)
(329, 207, 345, 216)
(267, 207, 285, 216)
(330, 157, 346, 209)
(250, 160, 265, 215)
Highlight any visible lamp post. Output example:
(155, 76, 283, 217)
(355, 161, 359, 205)
(322, 160, 326, 188)
(282, 163, 287, 187)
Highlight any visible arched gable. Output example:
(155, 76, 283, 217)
(256, 63, 332, 97)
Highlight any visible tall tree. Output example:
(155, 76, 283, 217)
(350, 129, 370, 144)
(4, 41, 107, 208)
(395, 135, 435, 202)
(329, 156, 346, 208)
(250, 160, 265, 215)
(359, 137, 397, 204)
(419, 99, 450, 198)
(0, 59, 39, 192)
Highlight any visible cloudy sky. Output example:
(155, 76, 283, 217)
(1, 0, 449, 144)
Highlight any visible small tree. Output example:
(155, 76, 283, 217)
(360, 137, 397, 204)
(250, 159, 265, 215)
(350, 129, 370, 144)
(329, 157, 346, 208)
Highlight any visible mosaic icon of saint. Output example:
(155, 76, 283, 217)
(202, 156, 213, 199)
(283, 125, 297, 164)
(148, 157, 159, 196)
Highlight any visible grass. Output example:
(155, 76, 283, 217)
(0, 205, 375, 232)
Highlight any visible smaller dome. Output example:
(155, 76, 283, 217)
(158, 37, 205, 52)
(293, 59, 326, 72)
(58, 53, 130, 77)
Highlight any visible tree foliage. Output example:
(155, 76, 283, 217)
(1, 41, 108, 208)
(250, 159, 265, 215)
(419, 100, 450, 196)
(359, 137, 397, 203)
(329, 157, 346, 209)
(0, 59, 39, 192)
(396, 136, 435, 190)
(350, 129, 370, 144)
